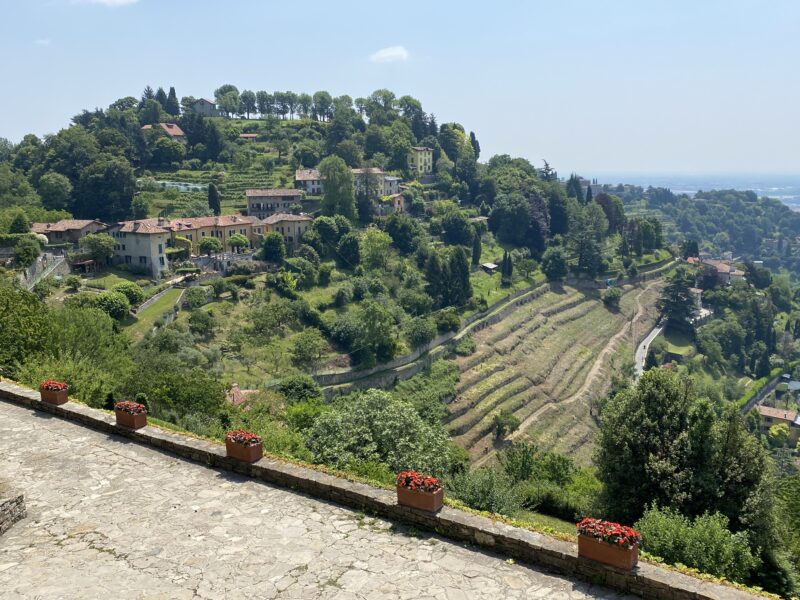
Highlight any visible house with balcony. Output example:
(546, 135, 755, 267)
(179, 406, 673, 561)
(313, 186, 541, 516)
(246, 189, 305, 219)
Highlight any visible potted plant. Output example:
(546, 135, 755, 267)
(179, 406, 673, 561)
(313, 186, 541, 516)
(396, 471, 444, 512)
(577, 517, 641, 570)
(114, 401, 147, 429)
(39, 379, 69, 405)
(225, 429, 263, 463)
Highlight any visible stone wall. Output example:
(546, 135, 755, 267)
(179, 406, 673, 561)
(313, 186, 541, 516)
(0, 381, 762, 600)
(0, 482, 25, 536)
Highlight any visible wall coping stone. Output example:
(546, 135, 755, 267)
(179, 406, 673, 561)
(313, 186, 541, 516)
(0, 380, 765, 600)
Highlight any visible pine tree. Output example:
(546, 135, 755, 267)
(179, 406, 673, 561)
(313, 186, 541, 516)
(165, 86, 180, 116)
(471, 233, 482, 267)
(425, 252, 444, 307)
(585, 185, 593, 204)
(207, 183, 221, 216)
(155, 87, 168, 110)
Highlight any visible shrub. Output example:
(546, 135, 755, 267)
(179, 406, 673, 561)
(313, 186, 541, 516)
(64, 275, 82, 292)
(404, 316, 437, 349)
(453, 335, 476, 356)
(602, 286, 622, 308)
(278, 374, 322, 405)
(435, 308, 461, 333)
(113, 281, 146, 306)
(447, 468, 521, 515)
(184, 286, 211, 309)
(94, 290, 131, 320)
(334, 284, 353, 308)
(634, 506, 759, 582)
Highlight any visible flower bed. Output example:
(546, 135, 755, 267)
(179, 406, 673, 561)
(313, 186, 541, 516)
(396, 471, 444, 512)
(577, 518, 640, 570)
(39, 380, 69, 405)
(225, 429, 263, 463)
(114, 401, 147, 429)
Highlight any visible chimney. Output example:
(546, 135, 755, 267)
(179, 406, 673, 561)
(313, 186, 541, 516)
(157, 217, 167, 226)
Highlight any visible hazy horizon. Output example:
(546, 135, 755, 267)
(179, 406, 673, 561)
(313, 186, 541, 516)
(1, 0, 799, 175)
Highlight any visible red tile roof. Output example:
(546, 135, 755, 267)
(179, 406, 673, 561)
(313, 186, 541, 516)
(261, 213, 314, 225)
(239, 133, 258, 139)
(170, 215, 257, 230)
(141, 123, 185, 138)
(31, 219, 106, 233)
(756, 405, 798, 422)
(295, 169, 321, 181)
(114, 220, 171, 234)
(245, 188, 304, 197)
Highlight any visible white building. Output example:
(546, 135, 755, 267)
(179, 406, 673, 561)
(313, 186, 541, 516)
(107, 220, 171, 278)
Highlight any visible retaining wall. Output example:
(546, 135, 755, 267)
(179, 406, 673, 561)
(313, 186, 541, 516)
(0, 380, 762, 600)
(0, 482, 25, 536)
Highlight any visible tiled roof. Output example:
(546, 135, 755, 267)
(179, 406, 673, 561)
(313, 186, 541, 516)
(170, 215, 257, 230)
(411, 146, 433, 152)
(114, 220, 171, 234)
(245, 188, 304, 197)
(260, 213, 314, 225)
(141, 123, 185, 138)
(756, 405, 798, 422)
(194, 98, 216, 106)
(31, 219, 106, 233)
(239, 133, 258, 139)
(295, 169, 321, 181)
(225, 383, 257, 407)
(352, 167, 384, 176)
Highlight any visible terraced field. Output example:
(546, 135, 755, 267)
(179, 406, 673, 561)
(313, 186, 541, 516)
(448, 280, 663, 466)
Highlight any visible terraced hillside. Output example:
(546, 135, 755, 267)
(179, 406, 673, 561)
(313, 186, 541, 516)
(448, 280, 663, 466)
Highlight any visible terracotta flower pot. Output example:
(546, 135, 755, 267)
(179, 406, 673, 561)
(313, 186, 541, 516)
(225, 440, 263, 463)
(115, 410, 147, 430)
(396, 485, 444, 512)
(40, 389, 68, 405)
(578, 534, 638, 570)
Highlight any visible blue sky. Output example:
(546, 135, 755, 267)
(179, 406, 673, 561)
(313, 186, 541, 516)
(1, 0, 798, 176)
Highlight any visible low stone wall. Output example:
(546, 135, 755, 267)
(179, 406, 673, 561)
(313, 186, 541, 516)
(0, 482, 26, 536)
(0, 380, 761, 600)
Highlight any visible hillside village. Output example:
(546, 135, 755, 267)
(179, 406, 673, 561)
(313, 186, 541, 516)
(2, 84, 800, 598)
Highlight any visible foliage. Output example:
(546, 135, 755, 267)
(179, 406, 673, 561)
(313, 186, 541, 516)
(576, 518, 641, 549)
(540, 246, 568, 281)
(602, 286, 622, 308)
(80, 233, 116, 263)
(93, 290, 131, 320)
(635, 506, 759, 582)
(396, 471, 442, 492)
(453, 335, 476, 356)
(306, 390, 451, 475)
(198, 236, 223, 255)
(278, 374, 322, 405)
(262, 232, 286, 263)
(492, 409, 520, 438)
(112, 281, 146, 306)
(447, 468, 522, 515)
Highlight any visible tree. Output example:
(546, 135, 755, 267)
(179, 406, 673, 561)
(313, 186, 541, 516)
(37, 172, 73, 210)
(131, 196, 150, 219)
(444, 246, 472, 307)
(14, 237, 40, 267)
(291, 328, 327, 370)
(318, 156, 356, 220)
(312, 91, 333, 121)
(198, 236, 223, 256)
(239, 90, 256, 119)
(154, 87, 168, 110)
(440, 211, 474, 246)
(112, 281, 145, 306)
(769, 423, 790, 448)
(493, 409, 521, 439)
(207, 183, 221, 216)
(80, 233, 115, 264)
(306, 389, 450, 475)
(360, 228, 392, 270)
(336, 232, 360, 268)
(385, 212, 422, 254)
(165, 86, 180, 116)
(228, 233, 249, 252)
(471, 232, 482, 267)
(8, 212, 29, 233)
(262, 232, 286, 263)
(94, 290, 131, 320)
(404, 316, 437, 349)
(657, 266, 696, 330)
(603, 286, 622, 308)
(74, 155, 135, 221)
(541, 246, 568, 281)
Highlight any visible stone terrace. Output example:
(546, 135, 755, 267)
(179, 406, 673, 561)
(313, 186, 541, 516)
(0, 401, 630, 599)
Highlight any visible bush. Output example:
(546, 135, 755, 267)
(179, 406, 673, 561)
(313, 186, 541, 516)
(334, 284, 353, 308)
(113, 281, 146, 306)
(634, 506, 759, 582)
(94, 290, 131, 320)
(435, 308, 461, 333)
(447, 468, 522, 515)
(64, 274, 82, 292)
(453, 335, 476, 356)
(184, 286, 211, 309)
(602, 286, 622, 308)
(404, 316, 437, 349)
(278, 374, 322, 405)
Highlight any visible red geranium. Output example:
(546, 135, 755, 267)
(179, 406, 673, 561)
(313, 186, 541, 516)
(225, 429, 262, 447)
(577, 518, 641, 549)
(396, 471, 442, 493)
(39, 379, 68, 392)
(114, 401, 147, 415)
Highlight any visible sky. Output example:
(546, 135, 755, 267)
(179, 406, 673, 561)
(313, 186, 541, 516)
(0, 0, 798, 177)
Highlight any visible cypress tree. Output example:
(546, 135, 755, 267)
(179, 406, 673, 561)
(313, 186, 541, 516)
(155, 87, 168, 110)
(472, 233, 482, 267)
(585, 185, 593, 204)
(208, 183, 221, 216)
(425, 252, 444, 307)
(165, 86, 180, 116)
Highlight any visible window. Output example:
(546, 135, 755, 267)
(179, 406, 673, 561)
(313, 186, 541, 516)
(139, 256, 147, 264)
(188, 234, 193, 241)
(159, 257, 165, 266)
(125, 256, 131, 264)
(158, 244, 163, 254)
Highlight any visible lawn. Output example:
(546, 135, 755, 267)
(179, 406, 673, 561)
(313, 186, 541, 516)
(84, 270, 145, 290)
(513, 510, 576, 538)
(661, 328, 694, 356)
(124, 288, 183, 341)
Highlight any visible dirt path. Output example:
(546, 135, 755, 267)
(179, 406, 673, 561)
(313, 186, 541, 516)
(472, 280, 661, 468)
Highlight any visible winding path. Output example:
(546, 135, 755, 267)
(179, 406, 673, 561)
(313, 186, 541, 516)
(474, 280, 662, 468)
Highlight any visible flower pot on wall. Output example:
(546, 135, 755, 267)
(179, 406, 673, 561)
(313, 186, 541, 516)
(396, 485, 444, 512)
(40, 389, 68, 405)
(115, 410, 147, 429)
(578, 534, 639, 570)
(225, 440, 263, 463)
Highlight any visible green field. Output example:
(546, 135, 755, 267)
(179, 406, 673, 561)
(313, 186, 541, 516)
(124, 288, 183, 341)
(661, 328, 694, 356)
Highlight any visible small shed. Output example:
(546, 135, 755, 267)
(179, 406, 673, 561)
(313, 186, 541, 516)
(481, 262, 498, 274)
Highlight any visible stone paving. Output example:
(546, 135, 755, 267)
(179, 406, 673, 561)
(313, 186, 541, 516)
(0, 401, 635, 599)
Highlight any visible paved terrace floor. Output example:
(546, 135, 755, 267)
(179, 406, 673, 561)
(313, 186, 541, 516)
(0, 401, 634, 599)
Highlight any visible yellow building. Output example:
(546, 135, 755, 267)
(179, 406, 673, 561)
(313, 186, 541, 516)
(258, 213, 314, 248)
(168, 215, 258, 253)
(407, 146, 433, 177)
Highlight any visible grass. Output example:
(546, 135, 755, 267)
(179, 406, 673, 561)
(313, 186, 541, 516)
(84, 270, 145, 290)
(513, 510, 577, 537)
(661, 328, 694, 356)
(124, 288, 183, 341)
